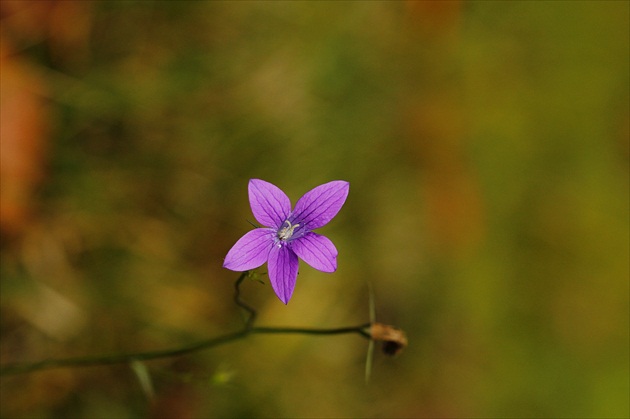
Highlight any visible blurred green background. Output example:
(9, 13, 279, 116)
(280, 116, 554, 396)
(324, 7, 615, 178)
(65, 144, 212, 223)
(1, 1, 628, 418)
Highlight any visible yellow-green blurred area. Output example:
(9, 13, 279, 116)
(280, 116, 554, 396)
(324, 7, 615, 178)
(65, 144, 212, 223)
(1, 1, 628, 417)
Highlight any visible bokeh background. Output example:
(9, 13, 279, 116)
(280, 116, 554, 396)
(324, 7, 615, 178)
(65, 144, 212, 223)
(1, 1, 628, 418)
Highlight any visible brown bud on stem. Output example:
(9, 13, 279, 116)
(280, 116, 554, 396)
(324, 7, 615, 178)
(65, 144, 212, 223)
(368, 323, 408, 356)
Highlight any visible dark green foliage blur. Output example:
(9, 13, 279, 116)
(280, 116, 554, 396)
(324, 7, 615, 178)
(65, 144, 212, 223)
(1, 1, 628, 418)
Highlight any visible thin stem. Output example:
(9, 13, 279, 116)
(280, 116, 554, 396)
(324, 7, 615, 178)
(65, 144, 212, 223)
(0, 331, 249, 376)
(253, 325, 371, 338)
(0, 272, 370, 377)
(234, 271, 256, 330)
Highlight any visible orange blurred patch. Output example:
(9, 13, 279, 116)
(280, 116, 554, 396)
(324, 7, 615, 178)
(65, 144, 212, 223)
(0, 38, 49, 242)
(405, 0, 462, 39)
(0, 0, 92, 243)
(0, 0, 92, 64)
(405, 96, 485, 256)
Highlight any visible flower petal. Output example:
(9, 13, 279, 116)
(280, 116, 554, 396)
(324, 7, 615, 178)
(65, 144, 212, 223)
(249, 179, 291, 229)
(223, 228, 274, 271)
(267, 245, 299, 304)
(290, 232, 338, 273)
(291, 181, 349, 229)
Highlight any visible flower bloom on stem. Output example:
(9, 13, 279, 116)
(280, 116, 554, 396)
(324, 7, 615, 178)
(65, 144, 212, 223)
(223, 179, 350, 304)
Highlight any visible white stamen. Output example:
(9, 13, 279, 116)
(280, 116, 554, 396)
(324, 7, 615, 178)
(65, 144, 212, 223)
(277, 220, 299, 241)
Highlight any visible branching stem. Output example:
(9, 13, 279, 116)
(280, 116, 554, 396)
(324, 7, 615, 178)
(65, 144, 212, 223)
(0, 272, 370, 377)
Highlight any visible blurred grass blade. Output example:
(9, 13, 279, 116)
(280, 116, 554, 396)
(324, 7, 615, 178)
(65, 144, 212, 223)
(365, 280, 376, 384)
(365, 339, 374, 384)
(131, 360, 155, 401)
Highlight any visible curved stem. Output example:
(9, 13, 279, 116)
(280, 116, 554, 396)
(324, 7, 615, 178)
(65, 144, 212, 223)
(0, 331, 249, 376)
(234, 271, 256, 330)
(0, 272, 370, 377)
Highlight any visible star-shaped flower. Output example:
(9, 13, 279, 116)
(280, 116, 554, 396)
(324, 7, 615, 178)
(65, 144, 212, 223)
(223, 179, 350, 304)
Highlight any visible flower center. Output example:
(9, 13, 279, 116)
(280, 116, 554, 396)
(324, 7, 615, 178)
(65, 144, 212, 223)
(277, 220, 299, 241)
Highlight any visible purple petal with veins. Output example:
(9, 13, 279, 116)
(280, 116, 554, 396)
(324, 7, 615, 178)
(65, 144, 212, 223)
(291, 232, 338, 273)
(249, 179, 291, 229)
(267, 245, 299, 304)
(223, 228, 274, 271)
(292, 181, 349, 229)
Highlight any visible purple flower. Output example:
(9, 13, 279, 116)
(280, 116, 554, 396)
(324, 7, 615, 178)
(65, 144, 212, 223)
(223, 179, 350, 304)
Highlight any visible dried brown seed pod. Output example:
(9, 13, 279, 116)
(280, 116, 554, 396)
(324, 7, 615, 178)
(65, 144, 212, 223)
(368, 323, 408, 356)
